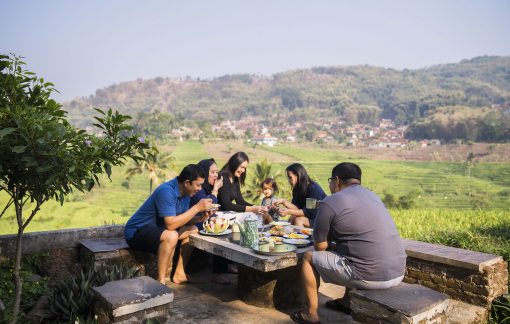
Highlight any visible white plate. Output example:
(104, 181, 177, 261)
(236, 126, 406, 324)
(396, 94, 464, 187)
(272, 221, 291, 226)
(283, 238, 311, 247)
(259, 232, 272, 237)
(260, 236, 284, 242)
(283, 234, 309, 239)
(199, 229, 232, 236)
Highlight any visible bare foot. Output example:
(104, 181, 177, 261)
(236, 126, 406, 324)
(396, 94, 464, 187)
(228, 265, 238, 274)
(211, 273, 233, 285)
(172, 273, 202, 284)
(158, 278, 166, 285)
(292, 309, 320, 323)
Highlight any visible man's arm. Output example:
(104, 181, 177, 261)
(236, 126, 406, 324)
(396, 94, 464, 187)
(164, 199, 212, 230)
(314, 240, 336, 252)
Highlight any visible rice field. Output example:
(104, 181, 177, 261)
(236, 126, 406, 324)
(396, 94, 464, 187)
(0, 140, 509, 235)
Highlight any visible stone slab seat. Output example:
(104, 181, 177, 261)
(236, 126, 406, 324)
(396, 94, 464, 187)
(349, 282, 449, 324)
(92, 276, 174, 324)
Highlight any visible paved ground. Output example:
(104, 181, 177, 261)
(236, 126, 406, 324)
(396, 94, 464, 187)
(165, 267, 354, 324)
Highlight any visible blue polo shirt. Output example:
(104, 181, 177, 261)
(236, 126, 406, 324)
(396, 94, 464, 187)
(124, 177, 190, 241)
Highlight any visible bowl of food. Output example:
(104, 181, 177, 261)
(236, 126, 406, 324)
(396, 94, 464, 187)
(211, 204, 221, 211)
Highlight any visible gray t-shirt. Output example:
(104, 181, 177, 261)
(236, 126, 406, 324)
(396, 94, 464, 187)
(313, 184, 406, 281)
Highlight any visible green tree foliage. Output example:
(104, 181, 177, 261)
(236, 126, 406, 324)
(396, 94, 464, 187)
(125, 141, 177, 194)
(61, 56, 510, 141)
(382, 188, 422, 209)
(0, 54, 150, 323)
(465, 151, 477, 178)
(245, 158, 285, 204)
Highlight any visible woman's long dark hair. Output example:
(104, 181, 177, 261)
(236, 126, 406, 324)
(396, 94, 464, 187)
(219, 152, 249, 187)
(197, 158, 216, 196)
(286, 163, 311, 201)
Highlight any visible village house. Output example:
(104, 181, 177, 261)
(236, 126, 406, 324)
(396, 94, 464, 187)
(250, 133, 278, 146)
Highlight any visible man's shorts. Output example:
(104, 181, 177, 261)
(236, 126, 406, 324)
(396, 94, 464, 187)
(126, 226, 166, 255)
(312, 250, 404, 290)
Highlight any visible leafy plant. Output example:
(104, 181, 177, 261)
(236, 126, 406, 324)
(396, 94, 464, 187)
(244, 158, 285, 204)
(125, 138, 177, 194)
(0, 53, 150, 323)
(44, 263, 141, 323)
(0, 260, 50, 323)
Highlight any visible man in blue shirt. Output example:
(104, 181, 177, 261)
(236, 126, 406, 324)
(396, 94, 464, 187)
(125, 164, 213, 285)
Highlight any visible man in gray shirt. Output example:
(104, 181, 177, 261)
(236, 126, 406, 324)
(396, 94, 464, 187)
(291, 162, 406, 324)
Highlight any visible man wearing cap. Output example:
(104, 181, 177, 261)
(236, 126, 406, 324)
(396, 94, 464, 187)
(291, 162, 407, 324)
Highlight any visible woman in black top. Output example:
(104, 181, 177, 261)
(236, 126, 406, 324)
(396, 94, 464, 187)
(217, 152, 265, 215)
(274, 163, 327, 228)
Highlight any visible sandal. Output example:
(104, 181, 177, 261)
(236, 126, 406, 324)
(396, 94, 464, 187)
(325, 299, 351, 315)
(291, 310, 321, 324)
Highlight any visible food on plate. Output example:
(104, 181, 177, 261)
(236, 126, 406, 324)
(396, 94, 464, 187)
(261, 236, 283, 242)
(203, 216, 230, 234)
(211, 204, 220, 209)
(288, 233, 307, 239)
(295, 240, 308, 245)
(268, 225, 286, 235)
(300, 229, 313, 235)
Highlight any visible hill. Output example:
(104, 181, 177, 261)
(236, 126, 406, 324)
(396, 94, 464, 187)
(63, 56, 510, 141)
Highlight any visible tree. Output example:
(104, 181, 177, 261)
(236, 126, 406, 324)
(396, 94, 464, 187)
(0, 54, 149, 323)
(125, 139, 177, 194)
(487, 144, 496, 155)
(216, 114, 223, 125)
(465, 151, 477, 178)
(245, 158, 285, 204)
(245, 128, 253, 139)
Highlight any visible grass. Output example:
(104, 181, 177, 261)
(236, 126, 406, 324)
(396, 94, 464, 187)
(1, 140, 509, 233)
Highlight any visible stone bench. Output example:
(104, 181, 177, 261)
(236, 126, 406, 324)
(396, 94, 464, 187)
(350, 282, 450, 324)
(402, 239, 508, 308)
(79, 238, 212, 281)
(92, 276, 174, 324)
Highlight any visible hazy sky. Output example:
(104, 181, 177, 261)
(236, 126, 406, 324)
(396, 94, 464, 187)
(2, 0, 510, 102)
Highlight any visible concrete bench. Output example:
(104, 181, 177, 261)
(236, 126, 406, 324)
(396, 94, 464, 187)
(350, 282, 449, 324)
(92, 276, 174, 324)
(402, 239, 508, 308)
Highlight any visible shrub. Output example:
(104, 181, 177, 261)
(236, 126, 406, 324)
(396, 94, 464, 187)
(0, 258, 50, 322)
(43, 263, 141, 322)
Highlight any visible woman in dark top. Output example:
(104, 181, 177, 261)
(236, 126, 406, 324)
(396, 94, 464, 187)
(189, 158, 237, 285)
(217, 152, 265, 214)
(274, 163, 327, 228)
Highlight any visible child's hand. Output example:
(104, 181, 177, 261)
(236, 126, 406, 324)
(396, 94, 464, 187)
(270, 205, 278, 212)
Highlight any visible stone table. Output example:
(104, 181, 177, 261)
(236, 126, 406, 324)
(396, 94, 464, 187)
(189, 227, 311, 310)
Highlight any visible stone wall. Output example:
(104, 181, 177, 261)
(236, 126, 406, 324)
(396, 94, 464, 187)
(0, 225, 126, 280)
(403, 257, 509, 308)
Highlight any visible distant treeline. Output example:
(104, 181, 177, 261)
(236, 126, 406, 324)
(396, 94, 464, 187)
(63, 55, 510, 141)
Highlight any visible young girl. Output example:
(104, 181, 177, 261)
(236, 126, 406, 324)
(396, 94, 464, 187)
(260, 178, 279, 224)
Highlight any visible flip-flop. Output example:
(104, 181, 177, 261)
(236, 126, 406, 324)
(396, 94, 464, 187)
(291, 310, 321, 324)
(325, 299, 352, 315)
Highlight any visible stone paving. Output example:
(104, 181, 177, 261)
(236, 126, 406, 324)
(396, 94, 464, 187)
(164, 267, 354, 324)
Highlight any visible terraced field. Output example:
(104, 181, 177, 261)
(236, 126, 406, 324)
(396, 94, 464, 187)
(1, 140, 509, 235)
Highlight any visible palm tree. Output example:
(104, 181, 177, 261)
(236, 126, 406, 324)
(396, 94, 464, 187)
(245, 158, 285, 204)
(125, 141, 178, 194)
(465, 151, 477, 178)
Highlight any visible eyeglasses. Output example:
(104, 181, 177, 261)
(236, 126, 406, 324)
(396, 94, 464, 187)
(328, 177, 336, 183)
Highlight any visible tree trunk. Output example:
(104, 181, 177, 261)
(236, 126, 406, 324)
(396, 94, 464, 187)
(11, 200, 24, 324)
(468, 164, 471, 178)
(150, 179, 153, 195)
